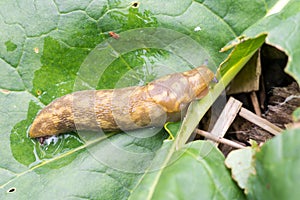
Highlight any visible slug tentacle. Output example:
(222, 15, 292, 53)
(29, 66, 214, 138)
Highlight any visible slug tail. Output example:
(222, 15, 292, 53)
(29, 94, 75, 138)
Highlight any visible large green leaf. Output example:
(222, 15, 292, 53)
(242, 0, 300, 84)
(1, 0, 300, 199)
(224, 128, 300, 200)
(247, 128, 300, 199)
(130, 141, 245, 200)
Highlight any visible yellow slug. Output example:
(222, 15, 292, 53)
(29, 66, 215, 138)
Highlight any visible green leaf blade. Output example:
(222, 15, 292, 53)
(141, 141, 245, 200)
(247, 128, 300, 199)
(2, 0, 300, 199)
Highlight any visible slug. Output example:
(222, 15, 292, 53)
(29, 66, 215, 138)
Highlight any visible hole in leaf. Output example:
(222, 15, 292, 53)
(36, 89, 42, 96)
(131, 1, 139, 8)
(7, 187, 16, 193)
(34, 47, 39, 53)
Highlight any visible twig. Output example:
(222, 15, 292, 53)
(195, 129, 246, 149)
(250, 91, 262, 116)
(259, 74, 266, 110)
(239, 107, 283, 135)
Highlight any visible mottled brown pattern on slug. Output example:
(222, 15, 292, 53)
(94, 89, 117, 131)
(128, 86, 166, 128)
(127, 87, 152, 127)
(183, 67, 214, 99)
(148, 74, 190, 112)
(29, 94, 75, 138)
(29, 66, 215, 138)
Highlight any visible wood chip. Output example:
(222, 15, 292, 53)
(210, 97, 242, 146)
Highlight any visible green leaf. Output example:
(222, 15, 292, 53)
(1, 0, 300, 199)
(242, 0, 300, 84)
(225, 147, 257, 190)
(292, 107, 300, 122)
(130, 141, 245, 200)
(247, 128, 300, 199)
(153, 141, 245, 199)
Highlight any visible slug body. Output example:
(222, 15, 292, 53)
(30, 66, 214, 138)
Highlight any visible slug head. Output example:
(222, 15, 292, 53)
(148, 66, 214, 113)
(183, 66, 215, 99)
